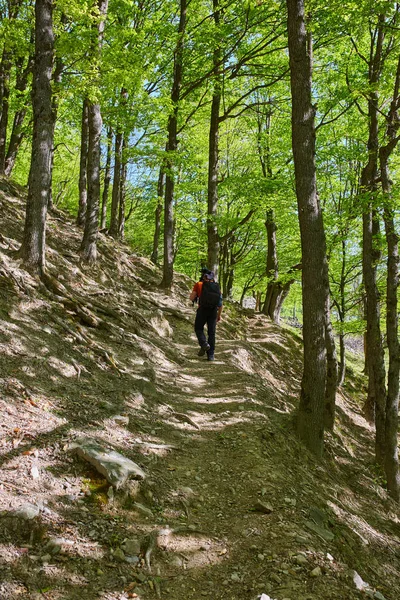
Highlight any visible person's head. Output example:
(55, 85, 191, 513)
(200, 267, 211, 281)
(202, 270, 215, 282)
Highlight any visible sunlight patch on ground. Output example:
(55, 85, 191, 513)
(257, 369, 288, 394)
(336, 393, 374, 431)
(158, 532, 226, 570)
(329, 501, 400, 550)
(47, 356, 78, 378)
(176, 373, 207, 386)
(183, 394, 260, 406)
(0, 397, 67, 459)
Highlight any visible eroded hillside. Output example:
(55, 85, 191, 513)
(0, 180, 399, 600)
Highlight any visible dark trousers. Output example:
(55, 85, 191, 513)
(195, 306, 218, 354)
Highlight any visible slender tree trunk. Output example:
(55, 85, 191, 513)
(0, 50, 11, 174)
(151, 165, 165, 264)
(287, 0, 329, 457)
(382, 203, 400, 500)
(360, 14, 387, 464)
(379, 60, 400, 499)
(80, 102, 102, 263)
(77, 98, 89, 227)
(207, 0, 221, 276)
(337, 238, 347, 386)
(361, 125, 386, 463)
(109, 130, 123, 237)
(118, 135, 127, 239)
(5, 53, 34, 177)
(48, 55, 63, 209)
(161, 0, 186, 289)
(100, 125, 112, 229)
(324, 298, 338, 431)
(80, 0, 108, 263)
(20, 0, 54, 275)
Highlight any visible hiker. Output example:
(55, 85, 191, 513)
(189, 268, 223, 361)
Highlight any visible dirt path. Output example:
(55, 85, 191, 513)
(0, 185, 399, 600)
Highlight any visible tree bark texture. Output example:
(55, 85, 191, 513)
(100, 126, 112, 229)
(5, 53, 34, 177)
(379, 61, 400, 499)
(48, 54, 63, 209)
(118, 135, 127, 238)
(358, 14, 390, 465)
(77, 98, 89, 227)
(287, 0, 329, 457)
(161, 0, 186, 288)
(324, 298, 338, 430)
(360, 23, 387, 462)
(383, 203, 400, 501)
(109, 130, 123, 237)
(80, 102, 102, 263)
(20, 0, 54, 274)
(207, 0, 221, 277)
(80, 0, 108, 262)
(262, 209, 292, 324)
(151, 165, 165, 264)
(0, 50, 12, 174)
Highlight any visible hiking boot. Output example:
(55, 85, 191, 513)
(207, 354, 215, 361)
(198, 342, 210, 356)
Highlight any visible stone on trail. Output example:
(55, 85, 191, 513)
(69, 438, 146, 488)
(12, 503, 41, 520)
(352, 570, 369, 592)
(254, 500, 274, 514)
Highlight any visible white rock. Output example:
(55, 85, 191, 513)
(31, 466, 40, 479)
(68, 438, 146, 488)
(353, 570, 369, 591)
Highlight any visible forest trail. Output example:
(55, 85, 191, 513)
(0, 183, 399, 600)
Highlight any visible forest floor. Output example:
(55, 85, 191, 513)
(0, 179, 399, 600)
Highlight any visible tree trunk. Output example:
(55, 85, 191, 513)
(5, 53, 34, 177)
(0, 50, 12, 174)
(80, 0, 108, 262)
(360, 14, 387, 465)
(77, 98, 89, 227)
(207, 0, 221, 276)
(151, 165, 165, 264)
(287, 0, 329, 457)
(100, 125, 112, 229)
(118, 135, 127, 238)
(324, 298, 338, 431)
(109, 129, 123, 237)
(80, 102, 102, 263)
(338, 332, 346, 387)
(379, 71, 400, 499)
(19, 0, 54, 275)
(337, 237, 347, 386)
(161, 0, 186, 289)
(383, 203, 400, 501)
(48, 54, 63, 209)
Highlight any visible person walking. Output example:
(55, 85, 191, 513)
(189, 268, 222, 361)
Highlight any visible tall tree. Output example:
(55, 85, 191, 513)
(80, 0, 109, 263)
(19, 0, 54, 274)
(160, 0, 187, 288)
(77, 98, 89, 227)
(207, 0, 222, 276)
(287, 0, 330, 456)
(379, 56, 400, 501)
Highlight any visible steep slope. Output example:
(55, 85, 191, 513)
(0, 180, 399, 600)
